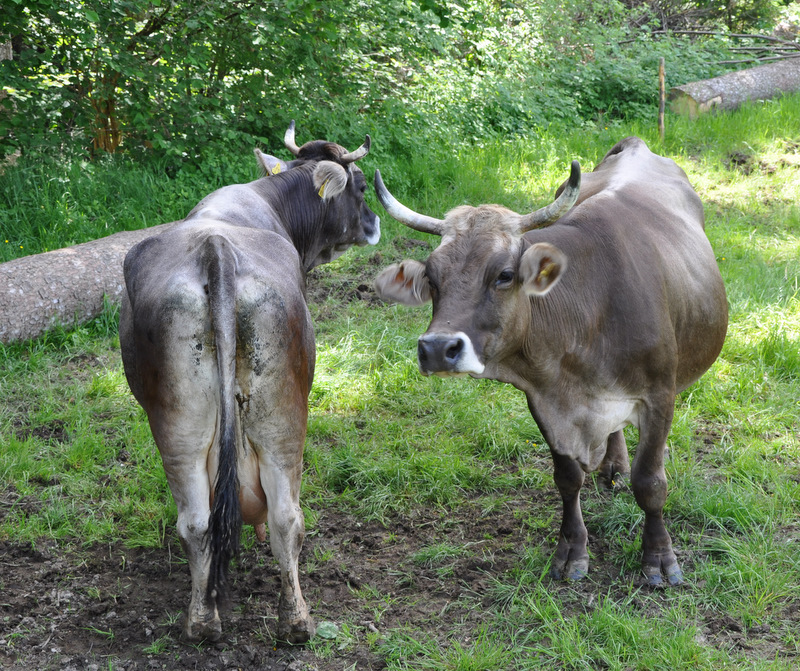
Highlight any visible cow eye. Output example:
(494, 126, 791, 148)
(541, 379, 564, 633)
(496, 269, 515, 287)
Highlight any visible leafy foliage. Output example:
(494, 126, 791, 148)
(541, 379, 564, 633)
(0, 0, 755, 166)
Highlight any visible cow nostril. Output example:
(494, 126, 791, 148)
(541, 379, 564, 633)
(445, 338, 463, 362)
(417, 341, 429, 363)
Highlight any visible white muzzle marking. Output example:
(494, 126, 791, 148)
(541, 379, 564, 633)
(417, 331, 485, 376)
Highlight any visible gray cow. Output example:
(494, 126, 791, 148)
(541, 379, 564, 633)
(120, 122, 380, 642)
(373, 137, 727, 586)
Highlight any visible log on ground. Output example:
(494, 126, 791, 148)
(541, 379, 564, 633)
(0, 222, 175, 344)
(669, 57, 800, 118)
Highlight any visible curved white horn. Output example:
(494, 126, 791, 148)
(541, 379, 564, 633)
(374, 170, 446, 236)
(340, 135, 371, 163)
(284, 120, 301, 156)
(519, 160, 581, 232)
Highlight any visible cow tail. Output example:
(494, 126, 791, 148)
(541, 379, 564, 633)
(203, 234, 242, 608)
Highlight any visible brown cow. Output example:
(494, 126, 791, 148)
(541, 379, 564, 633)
(120, 122, 380, 642)
(373, 137, 727, 586)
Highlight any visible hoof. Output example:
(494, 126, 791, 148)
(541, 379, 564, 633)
(666, 564, 684, 586)
(277, 616, 316, 645)
(568, 566, 588, 581)
(550, 557, 589, 581)
(183, 615, 222, 642)
(600, 471, 630, 492)
(644, 563, 683, 588)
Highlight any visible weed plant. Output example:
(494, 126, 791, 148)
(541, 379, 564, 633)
(2, 95, 800, 667)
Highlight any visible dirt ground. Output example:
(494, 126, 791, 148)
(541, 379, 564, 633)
(2, 483, 793, 671)
(0, 490, 534, 671)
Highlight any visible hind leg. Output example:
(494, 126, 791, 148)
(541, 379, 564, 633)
(156, 421, 222, 641)
(631, 403, 682, 586)
(239, 280, 316, 642)
(173, 468, 220, 641)
(256, 442, 314, 643)
(597, 430, 630, 490)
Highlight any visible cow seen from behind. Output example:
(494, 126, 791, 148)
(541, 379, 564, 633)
(373, 137, 727, 586)
(120, 122, 380, 642)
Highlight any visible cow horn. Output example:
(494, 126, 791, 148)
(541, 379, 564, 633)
(518, 160, 581, 233)
(284, 120, 301, 156)
(340, 135, 371, 164)
(374, 170, 446, 236)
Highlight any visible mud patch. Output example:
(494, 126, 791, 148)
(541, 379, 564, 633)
(1, 493, 797, 669)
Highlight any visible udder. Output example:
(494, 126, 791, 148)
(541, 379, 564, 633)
(205, 430, 268, 541)
(237, 447, 268, 527)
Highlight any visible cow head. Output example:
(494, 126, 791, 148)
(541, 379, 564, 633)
(373, 162, 580, 377)
(281, 121, 380, 269)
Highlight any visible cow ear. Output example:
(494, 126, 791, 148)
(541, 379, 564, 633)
(520, 243, 567, 296)
(374, 260, 431, 306)
(254, 148, 290, 176)
(313, 161, 348, 200)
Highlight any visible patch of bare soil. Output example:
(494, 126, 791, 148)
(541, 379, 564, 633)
(2, 487, 797, 669)
(0, 493, 528, 670)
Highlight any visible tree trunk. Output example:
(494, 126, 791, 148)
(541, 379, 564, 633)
(0, 223, 175, 344)
(1, 38, 11, 118)
(668, 57, 800, 118)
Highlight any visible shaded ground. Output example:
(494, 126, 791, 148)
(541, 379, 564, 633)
(2, 487, 795, 670)
(1, 493, 532, 670)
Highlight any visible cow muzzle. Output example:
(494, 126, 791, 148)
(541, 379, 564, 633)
(361, 213, 381, 247)
(417, 332, 485, 377)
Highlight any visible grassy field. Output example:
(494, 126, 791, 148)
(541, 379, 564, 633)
(1, 97, 800, 669)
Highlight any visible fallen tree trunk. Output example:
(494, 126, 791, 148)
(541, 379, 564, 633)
(0, 222, 175, 344)
(669, 57, 800, 118)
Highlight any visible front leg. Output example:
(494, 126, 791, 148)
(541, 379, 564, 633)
(549, 450, 589, 580)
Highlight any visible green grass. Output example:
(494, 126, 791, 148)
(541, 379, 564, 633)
(2, 94, 800, 668)
(0, 149, 260, 262)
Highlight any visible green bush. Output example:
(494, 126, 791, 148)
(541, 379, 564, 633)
(1, 0, 750, 169)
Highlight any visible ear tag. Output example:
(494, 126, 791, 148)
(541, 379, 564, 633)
(318, 180, 329, 198)
(539, 261, 556, 280)
(271, 163, 282, 175)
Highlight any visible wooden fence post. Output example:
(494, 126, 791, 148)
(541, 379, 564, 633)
(658, 58, 666, 141)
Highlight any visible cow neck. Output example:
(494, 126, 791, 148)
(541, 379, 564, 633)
(259, 165, 329, 272)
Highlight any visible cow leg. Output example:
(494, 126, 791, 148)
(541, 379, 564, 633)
(261, 454, 315, 643)
(161, 452, 222, 641)
(140, 360, 223, 639)
(549, 450, 589, 580)
(597, 430, 630, 490)
(630, 406, 682, 587)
